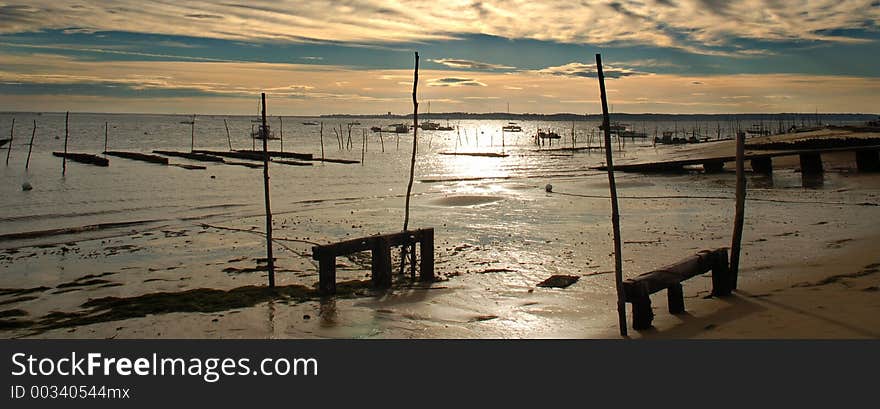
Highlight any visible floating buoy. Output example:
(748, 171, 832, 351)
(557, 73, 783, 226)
(545, 184, 553, 193)
(21, 182, 33, 191)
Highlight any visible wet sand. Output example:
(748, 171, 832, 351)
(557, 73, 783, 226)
(1, 130, 879, 339)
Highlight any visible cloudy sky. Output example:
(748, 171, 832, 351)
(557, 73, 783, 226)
(0, 0, 878, 115)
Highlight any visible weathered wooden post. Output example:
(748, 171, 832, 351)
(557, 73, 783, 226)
(401, 51, 420, 275)
(596, 53, 627, 336)
(261, 93, 275, 288)
(190, 114, 195, 152)
(361, 129, 366, 165)
(224, 119, 232, 151)
(729, 131, 746, 290)
(103, 121, 108, 155)
(419, 228, 434, 282)
(319, 122, 325, 162)
(5, 117, 13, 166)
(62, 112, 69, 175)
(279, 116, 284, 153)
(25, 120, 36, 170)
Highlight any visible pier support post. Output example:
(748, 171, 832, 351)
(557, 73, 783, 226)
(750, 157, 773, 174)
(631, 293, 654, 330)
(419, 229, 434, 282)
(667, 283, 685, 314)
(855, 150, 880, 172)
(371, 237, 392, 288)
(702, 160, 724, 173)
(712, 248, 734, 295)
(318, 254, 336, 295)
(799, 153, 824, 175)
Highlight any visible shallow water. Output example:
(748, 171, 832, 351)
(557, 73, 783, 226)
(1, 113, 878, 338)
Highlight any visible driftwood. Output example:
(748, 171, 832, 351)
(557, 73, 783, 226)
(104, 151, 169, 165)
(52, 152, 109, 167)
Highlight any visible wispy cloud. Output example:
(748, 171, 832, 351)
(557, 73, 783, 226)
(0, 1, 876, 56)
(533, 62, 646, 78)
(427, 77, 487, 87)
(431, 58, 514, 70)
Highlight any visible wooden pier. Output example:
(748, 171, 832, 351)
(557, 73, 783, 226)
(311, 228, 434, 295)
(594, 145, 880, 174)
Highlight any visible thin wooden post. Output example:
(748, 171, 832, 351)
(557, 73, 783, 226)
(730, 131, 746, 290)
(5, 117, 13, 165)
(63, 112, 69, 175)
(379, 130, 385, 152)
(25, 120, 36, 170)
(361, 129, 366, 165)
(596, 53, 627, 336)
(190, 114, 195, 152)
(400, 52, 420, 276)
(103, 121, 108, 154)
(261, 93, 275, 288)
(223, 119, 232, 151)
(279, 116, 284, 153)
(319, 122, 325, 161)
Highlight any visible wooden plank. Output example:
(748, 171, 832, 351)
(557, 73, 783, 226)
(153, 150, 224, 162)
(104, 151, 169, 165)
(371, 237, 392, 288)
(312, 228, 433, 259)
(52, 152, 109, 167)
(235, 149, 313, 161)
(622, 249, 724, 299)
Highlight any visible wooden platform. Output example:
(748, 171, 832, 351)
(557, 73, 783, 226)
(594, 145, 880, 174)
(312, 228, 434, 294)
(104, 151, 169, 165)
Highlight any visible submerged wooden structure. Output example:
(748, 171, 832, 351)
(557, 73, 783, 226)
(52, 152, 109, 167)
(104, 151, 169, 165)
(153, 150, 224, 163)
(312, 228, 435, 294)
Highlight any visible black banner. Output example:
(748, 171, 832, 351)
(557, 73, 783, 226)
(1, 340, 876, 408)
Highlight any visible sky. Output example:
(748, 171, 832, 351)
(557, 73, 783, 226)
(0, 0, 878, 115)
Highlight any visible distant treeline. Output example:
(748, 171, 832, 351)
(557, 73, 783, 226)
(321, 112, 879, 122)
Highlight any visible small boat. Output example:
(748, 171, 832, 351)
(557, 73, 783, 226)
(598, 122, 628, 132)
(302, 121, 319, 126)
(371, 124, 410, 133)
(347, 121, 361, 126)
(745, 124, 772, 136)
(419, 121, 441, 130)
(251, 124, 280, 140)
(502, 123, 522, 132)
(536, 129, 561, 139)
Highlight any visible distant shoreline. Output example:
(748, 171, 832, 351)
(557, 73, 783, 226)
(1, 112, 877, 122)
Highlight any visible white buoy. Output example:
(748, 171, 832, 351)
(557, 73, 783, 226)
(21, 182, 33, 191)
(545, 184, 553, 193)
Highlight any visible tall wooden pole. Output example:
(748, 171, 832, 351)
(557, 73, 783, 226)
(361, 129, 366, 165)
(224, 119, 232, 151)
(400, 52, 419, 276)
(62, 111, 69, 175)
(190, 114, 195, 152)
(596, 54, 627, 336)
(5, 117, 13, 166)
(730, 131, 746, 290)
(25, 120, 36, 170)
(319, 122, 325, 162)
(103, 121, 108, 154)
(279, 116, 284, 153)
(403, 51, 419, 232)
(261, 93, 275, 288)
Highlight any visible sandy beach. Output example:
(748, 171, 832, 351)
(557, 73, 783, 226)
(1, 114, 878, 339)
